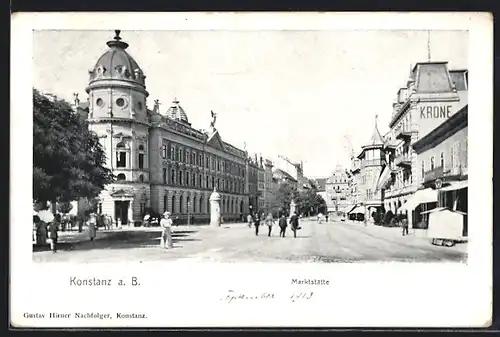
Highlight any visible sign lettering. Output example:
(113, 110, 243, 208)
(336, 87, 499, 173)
(420, 105, 453, 119)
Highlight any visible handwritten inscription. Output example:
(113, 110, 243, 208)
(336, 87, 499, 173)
(221, 290, 314, 303)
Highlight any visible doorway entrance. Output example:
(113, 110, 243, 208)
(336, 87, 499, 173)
(114, 201, 130, 225)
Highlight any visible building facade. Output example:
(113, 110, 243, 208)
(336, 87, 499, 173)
(412, 104, 468, 234)
(347, 116, 385, 220)
(377, 62, 468, 229)
(274, 155, 310, 192)
(79, 31, 248, 226)
(324, 165, 350, 213)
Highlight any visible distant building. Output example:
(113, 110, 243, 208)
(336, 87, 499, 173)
(325, 165, 350, 213)
(274, 155, 310, 191)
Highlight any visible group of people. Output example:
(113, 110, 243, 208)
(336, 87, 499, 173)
(246, 212, 301, 238)
(33, 212, 99, 253)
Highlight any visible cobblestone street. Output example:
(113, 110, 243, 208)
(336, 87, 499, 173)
(33, 218, 467, 263)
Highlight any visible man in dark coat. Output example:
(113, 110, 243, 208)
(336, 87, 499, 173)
(289, 212, 300, 238)
(278, 214, 287, 237)
(254, 213, 261, 236)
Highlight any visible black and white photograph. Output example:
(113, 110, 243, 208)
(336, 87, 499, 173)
(31, 28, 469, 263)
(11, 12, 492, 328)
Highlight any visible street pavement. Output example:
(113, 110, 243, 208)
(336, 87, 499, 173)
(32, 218, 467, 263)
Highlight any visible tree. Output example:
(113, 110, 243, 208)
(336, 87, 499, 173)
(275, 183, 298, 214)
(56, 201, 73, 214)
(33, 89, 114, 204)
(295, 188, 326, 216)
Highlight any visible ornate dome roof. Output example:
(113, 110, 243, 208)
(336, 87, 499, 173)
(165, 98, 189, 123)
(88, 30, 146, 87)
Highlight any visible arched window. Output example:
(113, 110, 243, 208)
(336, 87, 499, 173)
(171, 195, 176, 214)
(187, 196, 190, 213)
(186, 173, 190, 186)
(199, 196, 203, 213)
(199, 174, 202, 187)
(138, 174, 144, 182)
(179, 195, 183, 213)
(192, 173, 196, 187)
(116, 142, 127, 168)
(116, 173, 126, 181)
(193, 196, 197, 213)
(138, 145, 145, 169)
(179, 171, 183, 186)
(171, 169, 175, 184)
(163, 194, 168, 212)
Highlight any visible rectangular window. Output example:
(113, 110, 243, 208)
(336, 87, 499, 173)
(163, 168, 167, 184)
(440, 152, 445, 168)
(171, 169, 175, 184)
(161, 145, 167, 159)
(206, 175, 209, 189)
(117, 152, 126, 168)
(170, 146, 175, 160)
(138, 153, 144, 169)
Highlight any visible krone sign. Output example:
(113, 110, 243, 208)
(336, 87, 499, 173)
(420, 105, 453, 119)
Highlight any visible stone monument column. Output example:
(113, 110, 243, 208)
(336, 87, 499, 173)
(209, 187, 221, 227)
(290, 199, 297, 215)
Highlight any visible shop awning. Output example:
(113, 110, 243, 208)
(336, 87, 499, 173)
(440, 180, 468, 192)
(399, 188, 438, 212)
(348, 205, 365, 214)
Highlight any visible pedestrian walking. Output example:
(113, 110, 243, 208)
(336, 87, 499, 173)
(278, 214, 287, 238)
(160, 211, 174, 249)
(325, 214, 329, 223)
(254, 214, 261, 236)
(289, 211, 300, 238)
(401, 216, 409, 236)
(247, 214, 253, 228)
(265, 213, 275, 237)
(88, 213, 97, 241)
(48, 214, 60, 253)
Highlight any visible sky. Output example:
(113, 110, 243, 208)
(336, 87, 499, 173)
(33, 29, 468, 177)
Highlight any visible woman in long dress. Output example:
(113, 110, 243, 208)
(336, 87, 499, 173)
(160, 211, 174, 249)
(88, 213, 97, 241)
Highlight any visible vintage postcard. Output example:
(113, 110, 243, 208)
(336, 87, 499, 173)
(11, 12, 492, 328)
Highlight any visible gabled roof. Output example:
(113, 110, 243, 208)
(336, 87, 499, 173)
(206, 129, 226, 152)
(273, 168, 297, 182)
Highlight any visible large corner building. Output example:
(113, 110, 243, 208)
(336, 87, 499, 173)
(77, 31, 249, 226)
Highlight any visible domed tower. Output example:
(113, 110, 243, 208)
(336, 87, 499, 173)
(164, 98, 191, 125)
(85, 30, 150, 227)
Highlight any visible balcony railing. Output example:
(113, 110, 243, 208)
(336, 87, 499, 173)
(394, 154, 411, 168)
(424, 166, 444, 183)
(395, 128, 413, 141)
(361, 159, 383, 168)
